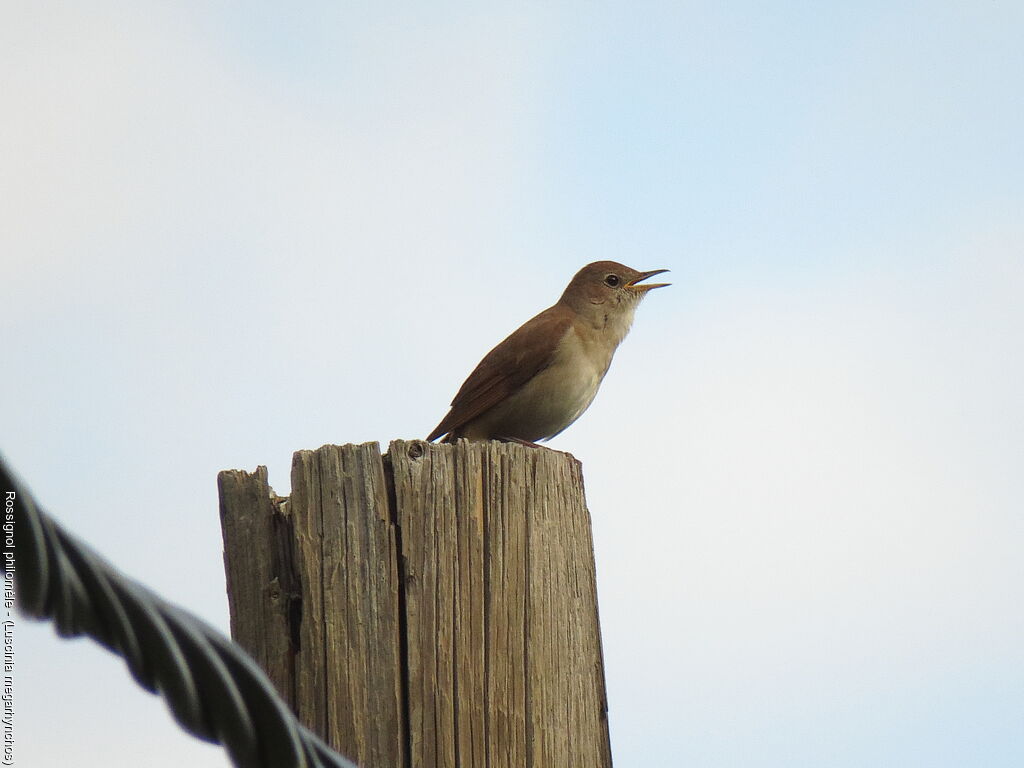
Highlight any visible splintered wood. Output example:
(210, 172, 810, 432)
(218, 441, 612, 768)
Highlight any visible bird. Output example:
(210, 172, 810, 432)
(427, 260, 669, 444)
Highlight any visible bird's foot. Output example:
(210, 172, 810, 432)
(496, 436, 546, 449)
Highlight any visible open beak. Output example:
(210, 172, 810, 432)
(627, 268, 671, 292)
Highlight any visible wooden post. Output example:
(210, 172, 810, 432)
(217, 440, 612, 768)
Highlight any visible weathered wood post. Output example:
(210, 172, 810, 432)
(217, 440, 612, 768)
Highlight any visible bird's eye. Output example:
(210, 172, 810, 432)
(604, 274, 620, 287)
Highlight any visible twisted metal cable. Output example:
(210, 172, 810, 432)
(0, 455, 358, 768)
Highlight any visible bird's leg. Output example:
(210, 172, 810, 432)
(495, 436, 546, 449)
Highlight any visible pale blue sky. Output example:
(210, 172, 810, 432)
(3, 2, 1022, 766)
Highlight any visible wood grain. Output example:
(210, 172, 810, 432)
(217, 466, 296, 704)
(219, 441, 611, 768)
(388, 440, 611, 768)
(289, 443, 405, 768)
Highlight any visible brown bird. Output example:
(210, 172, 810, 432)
(427, 260, 669, 444)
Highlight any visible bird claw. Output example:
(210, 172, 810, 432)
(496, 436, 545, 448)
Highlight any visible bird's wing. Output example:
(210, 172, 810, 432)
(426, 305, 572, 441)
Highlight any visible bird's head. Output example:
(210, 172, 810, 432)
(558, 260, 669, 318)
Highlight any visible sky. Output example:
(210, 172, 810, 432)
(2, 1, 1023, 766)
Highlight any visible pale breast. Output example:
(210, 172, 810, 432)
(460, 324, 616, 441)
(544, 325, 608, 422)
